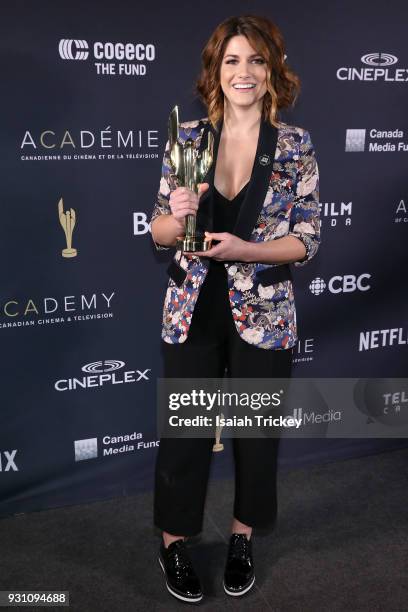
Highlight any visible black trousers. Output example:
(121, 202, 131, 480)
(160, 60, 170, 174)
(153, 264, 293, 536)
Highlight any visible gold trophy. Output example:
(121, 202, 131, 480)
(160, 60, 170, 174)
(58, 197, 77, 258)
(168, 105, 214, 252)
(212, 412, 225, 452)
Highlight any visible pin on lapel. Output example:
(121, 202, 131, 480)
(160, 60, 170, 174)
(258, 153, 271, 166)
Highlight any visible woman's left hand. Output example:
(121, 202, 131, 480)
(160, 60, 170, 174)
(192, 232, 250, 261)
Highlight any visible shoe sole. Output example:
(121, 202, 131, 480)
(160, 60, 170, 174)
(223, 574, 255, 596)
(158, 555, 203, 603)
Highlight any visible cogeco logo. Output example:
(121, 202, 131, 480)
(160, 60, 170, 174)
(59, 39, 89, 60)
(59, 39, 155, 61)
(309, 274, 371, 295)
(58, 38, 156, 77)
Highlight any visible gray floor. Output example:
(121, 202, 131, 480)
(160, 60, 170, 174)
(1, 448, 407, 611)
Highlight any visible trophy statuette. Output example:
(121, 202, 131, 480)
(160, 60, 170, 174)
(212, 412, 225, 452)
(168, 105, 214, 252)
(58, 197, 77, 258)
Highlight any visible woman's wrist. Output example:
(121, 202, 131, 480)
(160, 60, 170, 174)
(152, 214, 185, 246)
(240, 240, 269, 263)
(171, 215, 185, 235)
(241, 236, 307, 265)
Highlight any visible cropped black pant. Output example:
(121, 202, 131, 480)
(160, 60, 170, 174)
(153, 264, 293, 536)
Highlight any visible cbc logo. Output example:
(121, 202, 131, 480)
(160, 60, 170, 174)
(59, 39, 89, 60)
(309, 274, 371, 295)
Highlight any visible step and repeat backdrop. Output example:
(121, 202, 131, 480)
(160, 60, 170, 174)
(1, 0, 407, 517)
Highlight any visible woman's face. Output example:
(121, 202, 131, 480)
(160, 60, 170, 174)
(220, 35, 268, 111)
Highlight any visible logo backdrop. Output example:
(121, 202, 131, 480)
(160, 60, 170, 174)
(0, 0, 407, 517)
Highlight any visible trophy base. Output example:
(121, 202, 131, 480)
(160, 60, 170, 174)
(62, 248, 77, 258)
(212, 442, 224, 452)
(176, 236, 212, 252)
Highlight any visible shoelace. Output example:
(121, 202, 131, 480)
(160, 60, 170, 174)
(167, 542, 194, 575)
(228, 534, 250, 561)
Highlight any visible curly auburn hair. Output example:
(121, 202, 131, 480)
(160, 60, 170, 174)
(195, 14, 301, 129)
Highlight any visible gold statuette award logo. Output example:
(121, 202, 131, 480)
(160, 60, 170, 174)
(58, 197, 77, 258)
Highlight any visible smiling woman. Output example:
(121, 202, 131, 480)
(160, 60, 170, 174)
(196, 15, 300, 129)
(151, 13, 321, 605)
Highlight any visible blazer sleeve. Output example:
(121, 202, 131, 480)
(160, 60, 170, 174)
(288, 129, 321, 267)
(149, 139, 174, 251)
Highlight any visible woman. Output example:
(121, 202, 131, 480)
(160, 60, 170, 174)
(150, 14, 320, 604)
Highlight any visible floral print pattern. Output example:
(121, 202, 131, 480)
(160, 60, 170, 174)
(150, 117, 321, 350)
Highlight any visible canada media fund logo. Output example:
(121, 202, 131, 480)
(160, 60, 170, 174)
(345, 128, 408, 152)
(74, 431, 158, 461)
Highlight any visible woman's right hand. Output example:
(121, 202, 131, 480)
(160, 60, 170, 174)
(169, 183, 209, 223)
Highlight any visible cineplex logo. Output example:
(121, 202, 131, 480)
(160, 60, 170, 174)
(337, 52, 407, 81)
(58, 38, 156, 76)
(74, 431, 158, 461)
(54, 360, 150, 391)
(0, 450, 18, 472)
(345, 128, 408, 152)
(309, 274, 371, 296)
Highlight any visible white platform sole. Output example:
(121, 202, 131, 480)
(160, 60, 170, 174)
(158, 555, 203, 603)
(223, 574, 255, 596)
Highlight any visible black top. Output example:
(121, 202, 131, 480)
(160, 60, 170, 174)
(202, 182, 249, 293)
(212, 182, 249, 233)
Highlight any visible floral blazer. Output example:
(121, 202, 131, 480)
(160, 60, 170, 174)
(150, 116, 321, 350)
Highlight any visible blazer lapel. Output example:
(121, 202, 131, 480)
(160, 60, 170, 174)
(196, 117, 278, 240)
(233, 119, 278, 241)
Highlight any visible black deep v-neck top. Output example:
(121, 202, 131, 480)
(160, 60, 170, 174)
(212, 182, 249, 233)
(198, 181, 249, 303)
